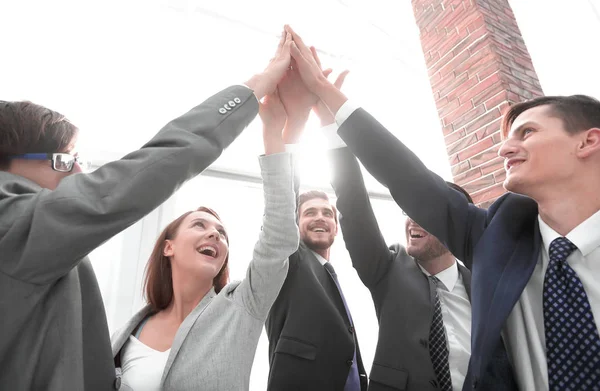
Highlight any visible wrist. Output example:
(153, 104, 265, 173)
(319, 119, 336, 127)
(282, 123, 305, 144)
(245, 73, 268, 100)
(313, 75, 332, 98)
(264, 137, 285, 155)
(316, 83, 348, 118)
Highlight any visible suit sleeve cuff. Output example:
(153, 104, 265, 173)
(239, 84, 259, 105)
(284, 144, 301, 153)
(322, 123, 347, 149)
(335, 100, 360, 127)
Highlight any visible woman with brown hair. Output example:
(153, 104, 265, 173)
(110, 87, 299, 391)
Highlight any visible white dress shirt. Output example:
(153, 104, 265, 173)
(504, 210, 600, 391)
(311, 250, 329, 266)
(321, 99, 359, 148)
(420, 263, 472, 391)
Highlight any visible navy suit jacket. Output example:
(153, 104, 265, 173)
(337, 108, 537, 391)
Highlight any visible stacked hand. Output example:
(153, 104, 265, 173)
(255, 25, 350, 154)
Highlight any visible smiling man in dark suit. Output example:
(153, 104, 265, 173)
(265, 190, 368, 391)
(329, 142, 516, 391)
(264, 40, 367, 390)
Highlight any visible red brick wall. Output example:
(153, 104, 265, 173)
(411, 0, 544, 207)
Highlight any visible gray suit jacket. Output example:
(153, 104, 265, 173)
(330, 145, 517, 390)
(111, 152, 299, 391)
(0, 85, 258, 391)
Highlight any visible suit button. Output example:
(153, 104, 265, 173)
(228, 100, 236, 107)
(429, 379, 438, 387)
(346, 360, 353, 366)
(234, 97, 241, 103)
(114, 376, 121, 389)
(348, 326, 354, 334)
(420, 338, 429, 348)
(218, 108, 227, 114)
(224, 104, 232, 111)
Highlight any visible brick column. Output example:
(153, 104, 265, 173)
(411, 0, 543, 207)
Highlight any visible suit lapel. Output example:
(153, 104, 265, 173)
(492, 219, 541, 324)
(458, 263, 472, 300)
(111, 305, 153, 358)
(160, 288, 217, 385)
(301, 244, 351, 326)
(476, 218, 541, 377)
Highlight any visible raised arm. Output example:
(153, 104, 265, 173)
(330, 147, 394, 287)
(0, 86, 258, 284)
(309, 59, 393, 287)
(0, 29, 294, 285)
(336, 109, 485, 267)
(285, 24, 488, 266)
(231, 89, 299, 320)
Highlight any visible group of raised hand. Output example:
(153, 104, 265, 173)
(245, 25, 351, 154)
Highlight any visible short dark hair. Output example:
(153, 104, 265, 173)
(445, 181, 474, 204)
(297, 190, 338, 222)
(502, 95, 600, 138)
(0, 101, 78, 169)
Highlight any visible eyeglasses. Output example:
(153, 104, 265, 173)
(9, 153, 88, 172)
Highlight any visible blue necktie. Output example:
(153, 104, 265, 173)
(543, 237, 600, 390)
(429, 276, 453, 391)
(324, 262, 361, 391)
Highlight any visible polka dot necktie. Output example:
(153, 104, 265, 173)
(543, 237, 600, 390)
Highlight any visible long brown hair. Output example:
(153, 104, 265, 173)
(144, 206, 230, 312)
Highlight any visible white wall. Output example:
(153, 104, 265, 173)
(510, 0, 600, 98)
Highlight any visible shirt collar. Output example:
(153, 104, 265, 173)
(310, 250, 328, 266)
(419, 261, 459, 292)
(538, 208, 600, 257)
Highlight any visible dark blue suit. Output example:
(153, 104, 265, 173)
(337, 108, 536, 391)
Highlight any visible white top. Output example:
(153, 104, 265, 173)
(504, 209, 600, 391)
(420, 263, 472, 391)
(120, 335, 171, 391)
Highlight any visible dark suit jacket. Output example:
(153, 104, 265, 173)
(335, 109, 529, 391)
(330, 147, 517, 391)
(266, 242, 368, 391)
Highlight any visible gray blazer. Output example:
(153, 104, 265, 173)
(111, 152, 299, 391)
(0, 86, 259, 391)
